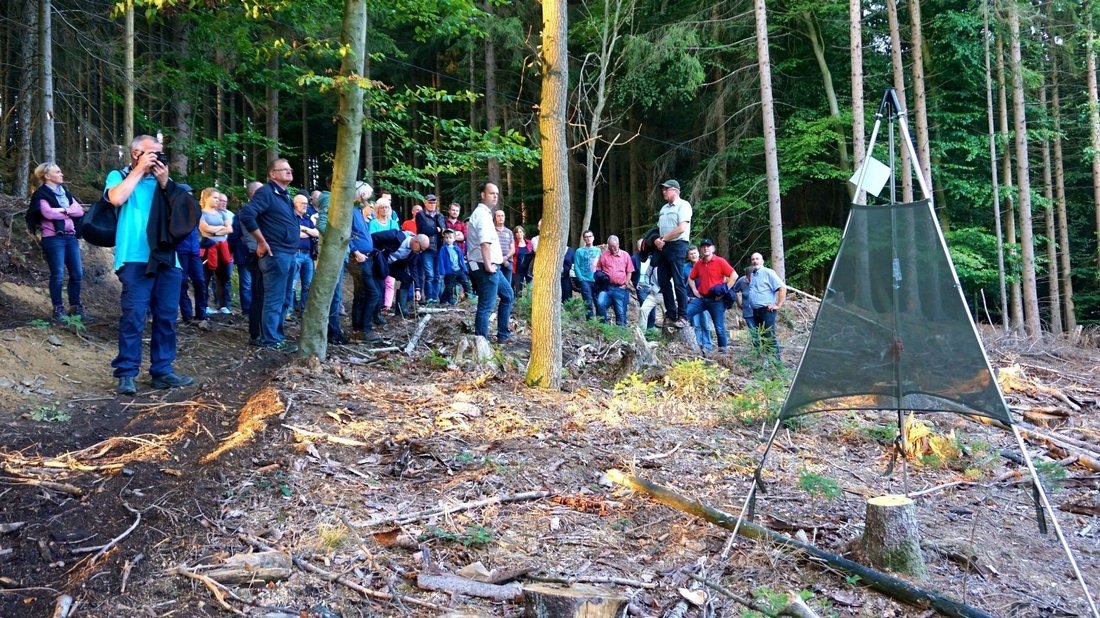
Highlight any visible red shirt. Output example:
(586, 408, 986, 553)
(401, 219, 417, 234)
(446, 217, 468, 251)
(596, 249, 635, 286)
(689, 256, 735, 296)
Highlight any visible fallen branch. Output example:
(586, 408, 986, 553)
(416, 573, 523, 601)
(604, 470, 996, 618)
(527, 573, 658, 589)
(0, 477, 83, 497)
(169, 566, 245, 615)
(363, 490, 551, 527)
(404, 315, 432, 355)
(678, 569, 773, 615)
(240, 533, 447, 612)
(71, 503, 141, 566)
(282, 423, 371, 447)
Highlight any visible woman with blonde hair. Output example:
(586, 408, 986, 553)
(30, 163, 90, 322)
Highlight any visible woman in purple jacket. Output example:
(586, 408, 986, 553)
(30, 163, 91, 323)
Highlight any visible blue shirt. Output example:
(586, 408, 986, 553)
(349, 208, 375, 254)
(106, 169, 179, 271)
(574, 246, 601, 282)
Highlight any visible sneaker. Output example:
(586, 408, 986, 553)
(117, 376, 137, 395)
(363, 332, 383, 343)
(673, 319, 689, 329)
(151, 373, 194, 389)
(51, 306, 66, 323)
(496, 334, 514, 344)
(248, 338, 263, 347)
(329, 332, 349, 345)
(219, 307, 232, 315)
(266, 340, 299, 353)
(69, 306, 95, 324)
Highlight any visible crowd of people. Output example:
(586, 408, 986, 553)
(28, 146, 787, 395)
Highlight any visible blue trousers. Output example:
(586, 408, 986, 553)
(575, 279, 595, 319)
(596, 286, 629, 326)
(288, 251, 314, 312)
(470, 267, 514, 339)
(112, 262, 183, 378)
(746, 306, 781, 359)
(237, 262, 252, 314)
(421, 248, 440, 301)
(686, 297, 727, 349)
(177, 250, 207, 320)
(41, 234, 82, 309)
(258, 252, 294, 345)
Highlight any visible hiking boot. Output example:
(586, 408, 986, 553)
(266, 340, 299, 353)
(151, 373, 194, 389)
(51, 305, 67, 323)
(69, 305, 95, 324)
(117, 376, 137, 395)
(329, 332, 349, 345)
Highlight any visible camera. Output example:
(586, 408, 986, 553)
(155, 151, 169, 165)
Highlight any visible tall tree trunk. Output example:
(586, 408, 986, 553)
(361, 7, 373, 182)
(300, 0, 367, 360)
(1007, 2, 1042, 338)
(1051, 47, 1076, 332)
(886, 0, 912, 202)
(756, 0, 785, 278)
(1088, 18, 1100, 272)
(1039, 82, 1062, 334)
(267, 57, 280, 163)
(484, 2, 500, 187)
(907, 0, 932, 201)
(39, 0, 55, 162)
(527, 0, 568, 390)
(801, 11, 850, 178)
(997, 37, 1024, 335)
(984, 0, 1008, 331)
(124, 2, 133, 143)
(16, 0, 36, 196)
(848, 3, 863, 195)
(171, 15, 191, 176)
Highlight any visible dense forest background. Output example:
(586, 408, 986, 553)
(1, 0, 1098, 332)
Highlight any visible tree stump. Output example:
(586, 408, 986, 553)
(860, 495, 929, 581)
(523, 583, 627, 618)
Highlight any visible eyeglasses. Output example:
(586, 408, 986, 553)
(272, 168, 293, 173)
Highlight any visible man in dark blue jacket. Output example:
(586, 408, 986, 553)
(239, 159, 298, 353)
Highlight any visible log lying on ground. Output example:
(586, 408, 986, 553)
(416, 573, 523, 601)
(205, 550, 292, 585)
(522, 582, 627, 618)
(861, 495, 928, 581)
(604, 470, 995, 618)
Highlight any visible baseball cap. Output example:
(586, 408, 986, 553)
(661, 179, 680, 190)
(425, 194, 438, 202)
(699, 238, 714, 247)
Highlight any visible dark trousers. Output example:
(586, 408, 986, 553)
(177, 250, 207, 320)
(656, 240, 689, 320)
(112, 262, 182, 378)
(41, 234, 82, 310)
(348, 259, 382, 333)
(247, 253, 263, 342)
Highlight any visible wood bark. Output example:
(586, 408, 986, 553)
(299, 0, 367, 360)
(1038, 82, 1062, 334)
(800, 11, 849, 175)
(886, 0, 913, 203)
(483, 1, 500, 188)
(124, 2, 133, 144)
(604, 470, 996, 618)
(522, 582, 626, 618)
(16, 0, 35, 197)
(39, 0, 55, 162)
(755, 0, 785, 280)
(416, 573, 523, 601)
(1050, 46, 1076, 332)
(526, 0, 568, 389)
(861, 495, 929, 580)
(205, 550, 292, 585)
(266, 57, 279, 163)
(1007, 2, 1042, 338)
(996, 37, 1024, 335)
(1089, 18, 1100, 272)
(984, 0, 1009, 332)
(849, 0, 864, 198)
(907, 0, 932, 196)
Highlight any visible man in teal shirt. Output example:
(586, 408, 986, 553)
(106, 135, 194, 395)
(572, 230, 600, 320)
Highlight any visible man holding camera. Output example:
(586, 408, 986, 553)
(106, 135, 195, 395)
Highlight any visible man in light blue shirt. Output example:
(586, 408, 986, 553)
(572, 230, 600, 320)
(106, 135, 194, 395)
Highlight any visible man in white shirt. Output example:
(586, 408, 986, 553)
(652, 179, 692, 328)
(466, 182, 514, 342)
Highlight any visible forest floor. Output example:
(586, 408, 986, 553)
(0, 194, 1098, 618)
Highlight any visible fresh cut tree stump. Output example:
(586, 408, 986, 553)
(523, 582, 627, 618)
(861, 494, 929, 581)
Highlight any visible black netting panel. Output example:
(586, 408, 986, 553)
(780, 200, 1013, 424)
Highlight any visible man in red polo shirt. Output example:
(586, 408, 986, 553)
(686, 239, 737, 352)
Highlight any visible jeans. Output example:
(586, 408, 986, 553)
(421, 248, 440, 301)
(237, 262, 252, 314)
(247, 253, 263, 342)
(348, 259, 381, 333)
(441, 271, 471, 304)
(112, 262, 182, 378)
(177, 250, 207, 320)
(575, 279, 595, 319)
(470, 266, 514, 339)
(205, 261, 232, 310)
(258, 251, 294, 345)
(328, 269, 344, 338)
(596, 286, 629, 326)
(561, 275, 573, 302)
(687, 297, 727, 349)
(637, 288, 660, 330)
(288, 251, 315, 313)
(656, 240, 689, 320)
(41, 234, 82, 309)
(746, 306, 781, 359)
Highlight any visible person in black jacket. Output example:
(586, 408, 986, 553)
(239, 159, 299, 353)
(415, 194, 447, 303)
(30, 163, 90, 323)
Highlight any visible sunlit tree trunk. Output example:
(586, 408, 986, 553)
(1051, 47, 1076, 332)
(907, 0, 932, 199)
(1039, 82, 1062, 334)
(886, 0, 912, 202)
(849, 2, 863, 194)
(40, 0, 55, 162)
(527, 0, 568, 389)
(300, 0, 367, 360)
(997, 37, 1024, 335)
(984, 0, 1008, 331)
(1007, 1, 1041, 338)
(756, 0, 785, 278)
